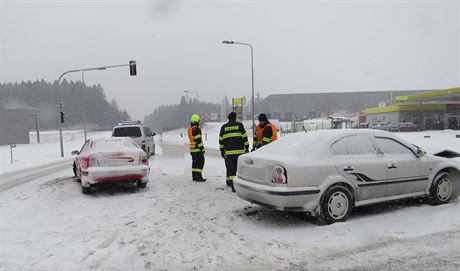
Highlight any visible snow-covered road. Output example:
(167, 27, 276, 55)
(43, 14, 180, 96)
(1, 144, 460, 270)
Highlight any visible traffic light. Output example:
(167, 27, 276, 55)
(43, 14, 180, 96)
(60, 111, 65, 123)
(129, 60, 137, 76)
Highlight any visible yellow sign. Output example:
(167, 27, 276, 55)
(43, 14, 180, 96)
(232, 97, 244, 121)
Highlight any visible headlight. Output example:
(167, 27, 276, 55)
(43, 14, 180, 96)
(272, 165, 287, 184)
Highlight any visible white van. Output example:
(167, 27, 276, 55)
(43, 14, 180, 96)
(112, 121, 156, 156)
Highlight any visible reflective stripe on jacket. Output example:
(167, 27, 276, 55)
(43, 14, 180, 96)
(253, 122, 278, 148)
(188, 125, 204, 153)
(219, 121, 249, 157)
(262, 123, 278, 144)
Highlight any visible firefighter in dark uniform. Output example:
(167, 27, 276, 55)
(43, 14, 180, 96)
(219, 112, 249, 192)
(188, 114, 206, 182)
(252, 113, 278, 151)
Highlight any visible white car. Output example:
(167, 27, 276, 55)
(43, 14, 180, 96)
(72, 137, 150, 194)
(112, 121, 156, 156)
(234, 129, 460, 224)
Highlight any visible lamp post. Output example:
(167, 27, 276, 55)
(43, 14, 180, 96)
(82, 71, 87, 142)
(222, 40, 255, 135)
(56, 60, 137, 157)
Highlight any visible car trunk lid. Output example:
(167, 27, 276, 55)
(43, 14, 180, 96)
(93, 150, 142, 167)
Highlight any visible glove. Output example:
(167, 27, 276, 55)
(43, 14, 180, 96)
(245, 147, 249, 153)
(251, 146, 256, 152)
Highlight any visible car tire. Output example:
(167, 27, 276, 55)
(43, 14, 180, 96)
(319, 185, 353, 224)
(72, 162, 77, 177)
(430, 172, 455, 205)
(137, 181, 147, 188)
(82, 185, 92, 194)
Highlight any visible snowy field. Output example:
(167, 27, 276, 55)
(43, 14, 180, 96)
(1, 127, 460, 270)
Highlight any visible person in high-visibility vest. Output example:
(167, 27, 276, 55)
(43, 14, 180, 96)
(187, 114, 206, 182)
(219, 112, 249, 192)
(252, 113, 278, 151)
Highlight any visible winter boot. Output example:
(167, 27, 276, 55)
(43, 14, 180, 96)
(194, 178, 206, 182)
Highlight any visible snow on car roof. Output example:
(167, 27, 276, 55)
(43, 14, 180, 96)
(252, 129, 395, 157)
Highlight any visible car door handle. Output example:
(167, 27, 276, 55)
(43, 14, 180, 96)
(343, 166, 354, 172)
(388, 163, 397, 169)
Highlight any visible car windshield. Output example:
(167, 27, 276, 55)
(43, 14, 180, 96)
(112, 127, 142, 137)
(255, 132, 322, 156)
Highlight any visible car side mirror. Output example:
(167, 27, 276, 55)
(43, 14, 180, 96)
(415, 148, 425, 158)
(71, 150, 79, 155)
(152, 132, 156, 136)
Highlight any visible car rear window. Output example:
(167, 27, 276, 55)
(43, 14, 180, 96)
(255, 132, 322, 156)
(113, 127, 142, 137)
(94, 140, 138, 151)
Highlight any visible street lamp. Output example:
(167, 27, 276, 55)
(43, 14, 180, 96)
(221, 40, 255, 135)
(56, 60, 137, 157)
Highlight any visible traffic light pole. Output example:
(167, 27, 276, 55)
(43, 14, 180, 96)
(56, 61, 137, 157)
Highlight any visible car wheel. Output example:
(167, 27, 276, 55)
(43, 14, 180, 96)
(137, 181, 147, 188)
(72, 162, 77, 177)
(82, 185, 92, 194)
(320, 185, 353, 224)
(430, 172, 454, 205)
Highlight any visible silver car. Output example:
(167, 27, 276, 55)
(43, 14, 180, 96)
(234, 129, 460, 224)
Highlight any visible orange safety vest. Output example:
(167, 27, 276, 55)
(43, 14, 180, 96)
(187, 126, 204, 153)
(266, 123, 278, 142)
(187, 127, 196, 150)
(254, 125, 264, 145)
(255, 123, 278, 145)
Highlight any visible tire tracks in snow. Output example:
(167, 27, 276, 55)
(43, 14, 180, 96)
(0, 159, 72, 192)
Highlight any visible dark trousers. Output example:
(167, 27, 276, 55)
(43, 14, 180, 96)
(224, 155, 239, 185)
(191, 153, 205, 180)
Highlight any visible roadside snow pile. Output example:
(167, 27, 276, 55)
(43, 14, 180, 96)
(0, 130, 111, 174)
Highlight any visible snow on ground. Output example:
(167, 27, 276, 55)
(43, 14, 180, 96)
(0, 130, 112, 174)
(1, 128, 460, 270)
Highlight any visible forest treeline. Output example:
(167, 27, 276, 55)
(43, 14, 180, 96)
(144, 96, 227, 132)
(143, 94, 268, 132)
(0, 79, 130, 129)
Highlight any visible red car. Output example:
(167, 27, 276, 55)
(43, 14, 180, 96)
(72, 138, 150, 194)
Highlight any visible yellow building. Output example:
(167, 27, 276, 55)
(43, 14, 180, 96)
(364, 87, 460, 130)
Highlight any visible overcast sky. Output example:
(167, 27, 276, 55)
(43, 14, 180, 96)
(1, 0, 459, 120)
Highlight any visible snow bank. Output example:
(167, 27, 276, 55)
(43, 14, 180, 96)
(0, 130, 111, 174)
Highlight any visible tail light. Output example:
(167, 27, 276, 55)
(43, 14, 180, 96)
(141, 140, 146, 151)
(81, 157, 89, 169)
(81, 156, 98, 169)
(272, 165, 287, 184)
(140, 154, 148, 165)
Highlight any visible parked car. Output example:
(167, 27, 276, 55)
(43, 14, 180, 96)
(234, 129, 460, 224)
(369, 122, 390, 131)
(112, 121, 156, 156)
(72, 137, 150, 194)
(388, 122, 419, 132)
